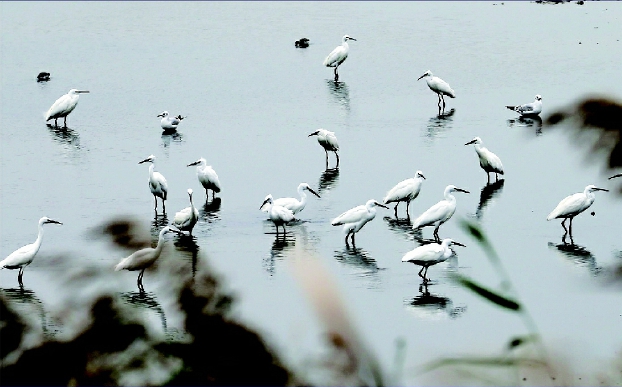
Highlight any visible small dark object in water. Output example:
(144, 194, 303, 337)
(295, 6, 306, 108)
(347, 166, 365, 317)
(295, 38, 310, 48)
(37, 72, 50, 82)
(577, 0, 584, 4)
(591, 211, 595, 216)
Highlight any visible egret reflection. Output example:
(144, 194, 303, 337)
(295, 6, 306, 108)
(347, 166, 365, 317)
(507, 115, 543, 135)
(404, 282, 466, 320)
(548, 241, 602, 276)
(173, 234, 200, 277)
(318, 168, 340, 195)
(120, 290, 168, 333)
(151, 214, 169, 238)
(333, 247, 383, 286)
(424, 108, 455, 141)
(382, 216, 415, 242)
(201, 197, 222, 222)
(475, 179, 505, 219)
(326, 79, 350, 110)
(1, 286, 56, 337)
(263, 232, 296, 276)
(47, 125, 81, 149)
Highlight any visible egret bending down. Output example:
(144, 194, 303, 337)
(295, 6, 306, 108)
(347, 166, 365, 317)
(115, 226, 171, 291)
(309, 128, 340, 168)
(323, 35, 357, 81)
(402, 238, 465, 283)
(264, 183, 320, 215)
(157, 111, 185, 131)
(506, 95, 542, 117)
(260, 195, 295, 235)
(547, 185, 608, 238)
(412, 185, 470, 242)
(139, 155, 168, 213)
(332, 199, 388, 247)
(383, 171, 426, 218)
(187, 158, 221, 200)
(417, 70, 455, 111)
(172, 189, 199, 235)
(0, 217, 62, 286)
(465, 137, 504, 182)
(45, 88, 89, 127)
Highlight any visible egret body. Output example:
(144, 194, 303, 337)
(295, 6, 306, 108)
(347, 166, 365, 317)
(465, 137, 504, 182)
(547, 185, 608, 236)
(45, 89, 89, 127)
(323, 35, 357, 81)
(187, 158, 221, 200)
(417, 70, 455, 111)
(383, 171, 426, 218)
(402, 238, 465, 282)
(172, 189, 199, 235)
(265, 183, 321, 215)
(309, 128, 340, 168)
(412, 185, 470, 242)
(332, 199, 389, 246)
(139, 155, 168, 213)
(260, 195, 295, 235)
(506, 95, 542, 117)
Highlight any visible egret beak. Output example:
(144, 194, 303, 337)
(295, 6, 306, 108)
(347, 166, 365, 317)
(138, 158, 151, 164)
(47, 219, 63, 225)
(259, 199, 270, 210)
(157, 113, 164, 117)
(417, 74, 426, 81)
(308, 131, 319, 137)
(76, 90, 90, 94)
(594, 187, 609, 192)
(375, 202, 390, 209)
(452, 241, 466, 247)
(187, 160, 201, 167)
(307, 187, 321, 198)
(349, 37, 357, 41)
(464, 139, 477, 146)
(420, 174, 426, 180)
(609, 173, 622, 180)
(456, 188, 470, 194)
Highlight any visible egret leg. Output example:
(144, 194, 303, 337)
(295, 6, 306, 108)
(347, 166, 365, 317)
(423, 266, 430, 282)
(162, 199, 166, 213)
(569, 217, 574, 238)
(437, 94, 442, 110)
(345, 230, 351, 247)
(205, 188, 209, 198)
(351, 232, 356, 248)
(406, 201, 411, 219)
(64, 116, 67, 128)
(154, 195, 158, 211)
(137, 269, 145, 292)
(561, 218, 568, 234)
(433, 226, 441, 242)
(334, 67, 339, 82)
(18, 267, 24, 287)
(418, 265, 425, 280)
(495, 173, 499, 182)
(394, 204, 399, 218)
(282, 224, 287, 235)
(325, 149, 329, 169)
(335, 151, 340, 168)
(54, 118, 58, 127)
(212, 190, 216, 201)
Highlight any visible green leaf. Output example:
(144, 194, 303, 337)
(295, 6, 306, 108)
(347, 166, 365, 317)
(452, 274, 521, 311)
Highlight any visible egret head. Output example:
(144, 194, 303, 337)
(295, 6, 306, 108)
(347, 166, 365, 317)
(443, 238, 466, 248)
(343, 35, 357, 42)
(157, 111, 169, 118)
(585, 185, 609, 193)
(301, 183, 321, 198)
(138, 155, 156, 164)
(535, 95, 542, 101)
(464, 137, 483, 146)
(367, 199, 389, 209)
(40, 217, 63, 226)
(446, 185, 470, 194)
(187, 157, 206, 167)
(308, 129, 322, 137)
(260, 194, 273, 210)
(187, 188, 193, 197)
(416, 170, 426, 180)
(417, 70, 432, 81)
(68, 89, 90, 95)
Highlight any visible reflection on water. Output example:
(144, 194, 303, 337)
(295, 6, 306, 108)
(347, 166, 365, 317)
(474, 179, 505, 220)
(120, 290, 168, 333)
(404, 282, 466, 320)
(200, 197, 222, 222)
(160, 131, 184, 155)
(507, 115, 543, 135)
(47, 125, 83, 161)
(411, 229, 440, 246)
(334, 247, 384, 288)
(263, 233, 296, 276)
(325, 80, 350, 111)
(318, 168, 340, 195)
(173, 234, 200, 277)
(423, 108, 455, 142)
(548, 241, 602, 276)
(383, 216, 415, 242)
(151, 214, 169, 239)
(1, 286, 57, 338)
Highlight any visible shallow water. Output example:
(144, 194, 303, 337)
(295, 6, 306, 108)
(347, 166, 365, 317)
(1, 1, 621, 384)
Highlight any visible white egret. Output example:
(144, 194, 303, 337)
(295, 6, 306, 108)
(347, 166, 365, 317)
(309, 128, 340, 168)
(412, 185, 470, 242)
(45, 88, 89, 127)
(332, 199, 389, 246)
(115, 226, 171, 291)
(323, 35, 357, 81)
(383, 171, 426, 218)
(464, 137, 504, 182)
(0, 217, 62, 286)
(506, 95, 542, 117)
(187, 158, 221, 200)
(547, 185, 608, 236)
(37, 72, 50, 82)
(402, 238, 465, 283)
(139, 155, 168, 213)
(264, 183, 321, 215)
(171, 189, 199, 235)
(417, 70, 455, 111)
(260, 195, 295, 235)
(157, 111, 185, 131)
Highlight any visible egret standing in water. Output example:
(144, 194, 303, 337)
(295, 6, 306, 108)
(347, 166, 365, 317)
(323, 35, 357, 81)
(171, 189, 199, 235)
(506, 95, 542, 117)
(157, 111, 185, 131)
(332, 199, 388, 247)
(464, 137, 504, 182)
(264, 183, 321, 215)
(417, 70, 455, 111)
(309, 128, 340, 168)
(187, 158, 221, 200)
(45, 88, 89, 127)
(260, 195, 295, 235)
(139, 155, 168, 213)
(402, 238, 465, 283)
(412, 185, 470, 242)
(383, 171, 426, 218)
(547, 185, 608, 238)
(115, 226, 171, 291)
(0, 217, 62, 286)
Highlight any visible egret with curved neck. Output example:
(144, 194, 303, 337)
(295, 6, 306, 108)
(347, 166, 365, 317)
(172, 189, 199, 235)
(45, 88, 89, 127)
(465, 137, 504, 183)
(332, 199, 389, 247)
(323, 35, 357, 81)
(412, 185, 470, 242)
(139, 154, 168, 213)
(547, 184, 608, 239)
(268, 183, 321, 215)
(402, 238, 466, 283)
(260, 195, 295, 236)
(187, 157, 221, 200)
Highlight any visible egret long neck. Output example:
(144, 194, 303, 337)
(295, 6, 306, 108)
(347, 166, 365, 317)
(444, 188, 456, 203)
(154, 230, 167, 254)
(298, 186, 307, 205)
(149, 163, 155, 179)
(32, 221, 46, 255)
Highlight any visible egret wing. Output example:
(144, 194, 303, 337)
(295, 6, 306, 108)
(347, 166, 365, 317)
(332, 205, 366, 225)
(547, 193, 588, 219)
(402, 244, 443, 263)
(116, 248, 154, 271)
(46, 95, 74, 120)
(384, 178, 417, 203)
(173, 207, 192, 225)
(200, 167, 221, 192)
(0, 243, 36, 268)
(413, 201, 453, 228)
(273, 197, 298, 211)
(325, 132, 339, 151)
(323, 46, 347, 67)
(430, 77, 455, 98)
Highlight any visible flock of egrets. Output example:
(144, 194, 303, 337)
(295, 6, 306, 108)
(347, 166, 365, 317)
(1, 35, 619, 290)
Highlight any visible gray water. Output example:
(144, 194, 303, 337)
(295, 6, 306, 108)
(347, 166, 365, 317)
(1, 1, 621, 384)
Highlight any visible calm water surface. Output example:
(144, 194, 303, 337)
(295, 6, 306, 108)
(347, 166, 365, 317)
(1, 2, 621, 384)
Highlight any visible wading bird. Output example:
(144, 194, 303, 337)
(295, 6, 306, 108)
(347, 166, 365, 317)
(332, 199, 388, 247)
(464, 137, 504, 182)
(547, 185, 608, 238)
(0, 217, 62, 286)
(171, 189, 199, 235)
(45, 88, 89, 127)
(139, 155, 168, 213)
(187, 157, 221, 200)
(115, 226, 171, 291)
(157, 111, 185, 131)
(264, 183, 320, 215)
(412, 185, 470, 242)
(323, 35, 357, 81)
(506, 95, 542, 117)
(260, 195, 295, 235)
(402, 238, 465, 283)
(309, 128, 340, 168)
(417, 70, 455, 111)
(383, 171, 426, 218)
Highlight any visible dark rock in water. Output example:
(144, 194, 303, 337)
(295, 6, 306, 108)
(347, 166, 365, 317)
(37, 72, 50, 82)
(295, 38, 309, 48)
(577, 0, 584, 4)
